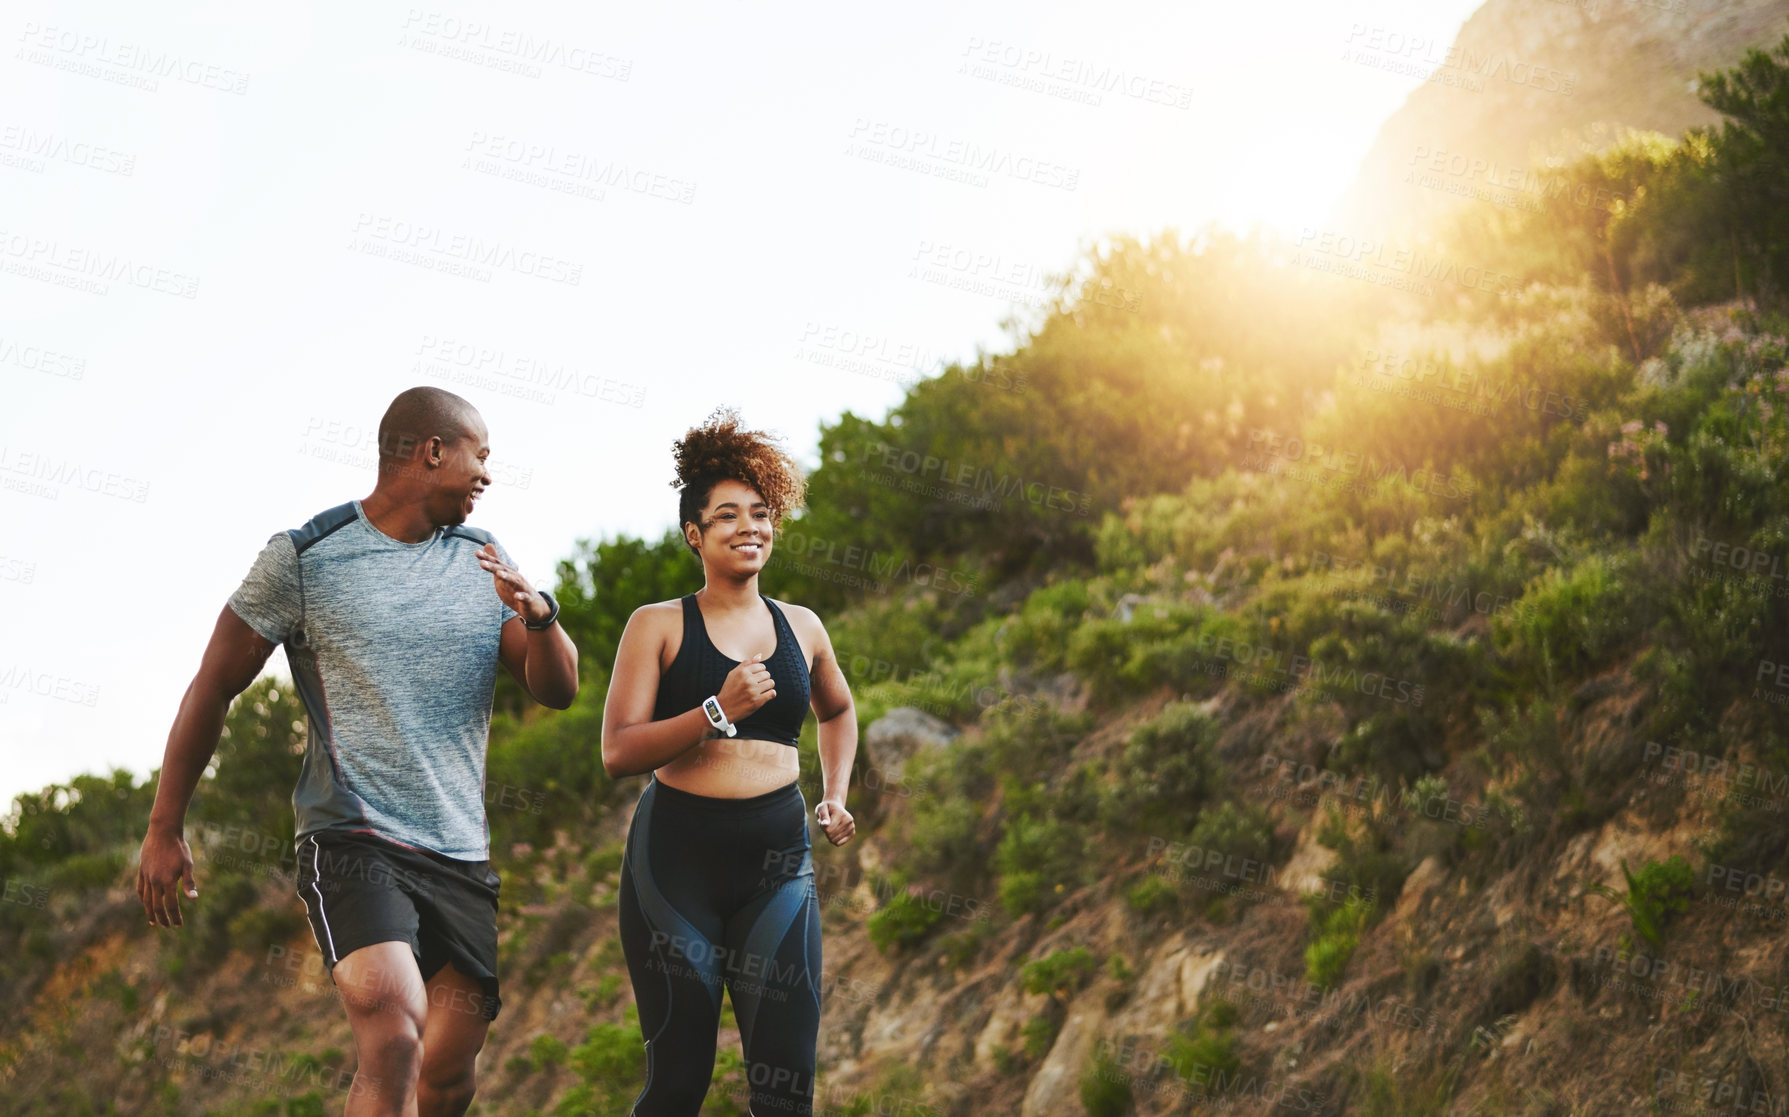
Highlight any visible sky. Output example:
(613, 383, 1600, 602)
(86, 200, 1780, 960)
(0, 0, 1485, 810)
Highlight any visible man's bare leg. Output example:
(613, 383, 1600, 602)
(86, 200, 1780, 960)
(335, 940, 429, 1117)
(416, 962, 492, 1117)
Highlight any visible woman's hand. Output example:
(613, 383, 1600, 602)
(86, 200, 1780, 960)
(717, 652, 776, 721)
(814, 798, 855, 846)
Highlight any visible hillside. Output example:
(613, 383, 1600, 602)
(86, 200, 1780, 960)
(1329, 0, 1789, 244)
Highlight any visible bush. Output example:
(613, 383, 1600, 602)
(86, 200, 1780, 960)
(1079, 1044, 1135, 1117)
(1020, 946, 1098, 998)
(1496, 553, 1649, 687)
(1588, 855, 1694, 948)
(1125, 874, 1177, 915)
(866, 884, 946, 952)
(1163, 997, 1243, 1097)
(1099, 703, 1220, 833)
(1304, 895, 1374, 987)
(995, 812, 1089, 917)
(1187, 801, 1276, 868)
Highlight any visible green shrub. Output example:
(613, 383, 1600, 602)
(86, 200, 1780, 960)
(1304, 895, 1374, 987)
(1187, 800, 1275, 868)
(1163, 997, 1243, 1097)
(1496, 553, 1648, 687)
(995, 812, 1089, 917)
(1020, 946, 1098, 998)
(1125, 874, 1177, 915)
(1588, 855, 1694, 948)
(1079, 1044, 1134, 1117)
(1021, 1014, 1059, 1057)
(551, 1010, 644, 1117)
(866, 884, 945, 952)
(1099, 702, 1220, 832)
(905, 797, 983, 882)
(528, 1033, 569, 1071)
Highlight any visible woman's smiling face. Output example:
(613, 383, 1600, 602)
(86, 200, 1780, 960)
(692, 478, 774, 568)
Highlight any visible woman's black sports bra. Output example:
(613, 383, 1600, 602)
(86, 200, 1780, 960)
(652, 592, 812, 746)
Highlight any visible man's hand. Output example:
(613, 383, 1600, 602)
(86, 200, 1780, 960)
(477, 543, 550, 623)
(814, 798, 855, 846)
(137, 825, 197, 928)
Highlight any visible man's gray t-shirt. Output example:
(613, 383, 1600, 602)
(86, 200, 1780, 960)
(228, 499, 518, 860)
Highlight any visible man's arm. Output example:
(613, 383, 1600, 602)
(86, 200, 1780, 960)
(137, 605, 277, 928)
(482, 543, 579, 709)
(496, 615, 579, 709)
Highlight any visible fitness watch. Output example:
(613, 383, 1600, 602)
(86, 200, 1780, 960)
(702, 695, 737, 737)
(523, 589, 561, 630)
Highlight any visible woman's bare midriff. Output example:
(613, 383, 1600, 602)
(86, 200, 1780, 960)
(654, 735, 801, 797)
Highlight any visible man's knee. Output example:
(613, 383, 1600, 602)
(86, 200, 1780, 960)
(419, 1060, 478, 1109)
(363, 1024, 425, 1082)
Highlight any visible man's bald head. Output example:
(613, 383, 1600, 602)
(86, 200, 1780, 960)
(377, 387, 482, 468)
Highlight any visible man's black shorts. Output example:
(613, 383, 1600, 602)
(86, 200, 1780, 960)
(294, 830, 503, 1021)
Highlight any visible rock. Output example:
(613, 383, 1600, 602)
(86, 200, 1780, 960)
(1277, 824, 1341, 895)
(1394, 855, 1447, 922)
(862, 707, 960, 789)
(973, 984, 1055, 1071)
(1020, 1002, 1107, 1117)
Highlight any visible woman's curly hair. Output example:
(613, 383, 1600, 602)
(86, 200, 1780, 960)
(671, 405, 807, 555)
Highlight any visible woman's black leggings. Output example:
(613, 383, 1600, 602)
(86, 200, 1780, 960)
(618, 773, 822, 1116)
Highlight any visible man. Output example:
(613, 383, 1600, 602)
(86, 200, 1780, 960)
(135, 386, 579, 1117)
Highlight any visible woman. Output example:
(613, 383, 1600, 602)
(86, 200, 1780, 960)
(601, 405, 858, 1117)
